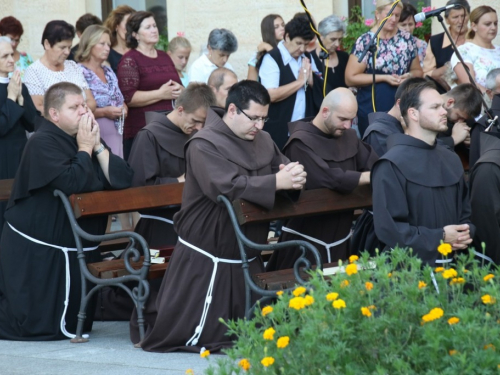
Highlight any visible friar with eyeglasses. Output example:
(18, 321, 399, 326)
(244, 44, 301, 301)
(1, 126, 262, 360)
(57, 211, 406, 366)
(266, 87, 378, 271)
(131, 80, 307, 353)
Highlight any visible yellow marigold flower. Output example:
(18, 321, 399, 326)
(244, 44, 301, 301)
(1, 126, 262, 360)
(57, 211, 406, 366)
(185, 369, 194, 375)
(326, 292, 339, 301)
(261, 306, 273, 316)
(276, 291, 283, 296)
(345, 263, 358, 276)
(261, 356, 275, 367)
(482, 295, 496, 305)
(484, 274, 495, 282)
(361, 306, 372, 317)
(422, 307, 444, 323)
(365, 281, 374, 291)
(484, 344, 496, 351)
(418, 281, 427, 289)
(333, 299, 346, 309)
(293, 286, 306, 297)
(448, 317, 460, 325)
(349, 255, 359, 263)
(449, 277, 465, 285)
(341, 280, 349, 288)
(276, 336, 290, 349)
(200, 350, 210, 358)
(238, 358, 251, 371)
(437, 243, 452, 256)
(289, 296, 306, 310)
(442, 268, 458, 279)
(387, 272, 392, 277)
(368, 305, 376, 310)
(304, 294, 314, 306)
(449, 350, 457, 356)
(263, 327, 276, 340)
(434, 267, 444, 273)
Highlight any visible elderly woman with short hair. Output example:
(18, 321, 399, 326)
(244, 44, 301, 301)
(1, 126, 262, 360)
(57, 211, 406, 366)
(313, 14, 349, 93)
(0, 16, 34, 79)
(189, 28, 238, 84)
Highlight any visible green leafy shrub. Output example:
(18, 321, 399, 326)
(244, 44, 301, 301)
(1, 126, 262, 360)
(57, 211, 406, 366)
(342, 6, 370, 53)
(206, 247, 500, 374)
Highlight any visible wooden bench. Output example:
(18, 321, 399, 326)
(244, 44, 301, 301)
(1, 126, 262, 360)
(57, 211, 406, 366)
(217, 184, 373, 317)
(54, 183, 184, 343)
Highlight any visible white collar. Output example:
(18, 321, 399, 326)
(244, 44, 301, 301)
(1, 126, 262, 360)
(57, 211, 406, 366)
(0, 76, 9, 84)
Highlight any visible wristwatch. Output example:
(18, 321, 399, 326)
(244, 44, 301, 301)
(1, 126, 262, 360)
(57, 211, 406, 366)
(94, 144, 105, 156)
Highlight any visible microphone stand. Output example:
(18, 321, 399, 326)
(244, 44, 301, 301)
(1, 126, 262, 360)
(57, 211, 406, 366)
(358, 0, 401, 111)
(435, 12, 499, 129)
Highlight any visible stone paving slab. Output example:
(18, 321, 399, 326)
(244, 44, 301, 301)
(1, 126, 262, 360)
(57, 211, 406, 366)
(0, 322, 214, 375)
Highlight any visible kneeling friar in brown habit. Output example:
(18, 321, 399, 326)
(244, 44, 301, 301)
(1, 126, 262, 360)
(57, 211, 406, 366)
(267, 88, 378, 271)
(132, 80, 307, 353)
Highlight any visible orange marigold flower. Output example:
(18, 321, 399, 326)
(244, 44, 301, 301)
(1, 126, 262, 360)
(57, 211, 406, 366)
(326, 292, 339, 301)
(289, 296, 306, 310)
(277, 336, 290, 349)
(333, 299, 346, 309)
(261, 356, 275, 367)
(365, 281, 374, 291)
(293, 286, 306, 297)
(449, 350, 457, 356)
(349, 255, 359, 263)
(418, 281, 427, 289)
(484, 274, 495, 282)
(482, 295, 496, 305)
(341, 280, 349, 288)
(437, 243, 452, 256)
(442, 268, 457, 279)
(449, 277, 465, 285)
(345, 263, 358, 276)
(304, 294, 314, 306)
(434, 267, 444, 273)
(448, 317, 460, 325)
(484, 344, 496, 351)
(263, 327, 275, 340)
(261, 306, 273, 316)
(239, 359, 251, 371)
(361, 306, 372, 317)
(276, 290, 283, 296)
(200, 350, 210, 358)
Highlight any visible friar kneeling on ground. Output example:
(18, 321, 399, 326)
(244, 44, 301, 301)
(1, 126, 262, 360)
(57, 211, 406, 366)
(131, 80, 307, 353)
(266, 87, 378, 271)
(0, 82, 133, 341)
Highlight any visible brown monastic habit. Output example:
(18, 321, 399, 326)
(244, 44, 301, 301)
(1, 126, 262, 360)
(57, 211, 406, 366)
(133, 107, 289, 353)
(266, 119, 378, 270)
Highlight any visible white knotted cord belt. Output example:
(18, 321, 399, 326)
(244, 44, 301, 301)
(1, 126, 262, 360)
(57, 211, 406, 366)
(8, 222, 98, 339)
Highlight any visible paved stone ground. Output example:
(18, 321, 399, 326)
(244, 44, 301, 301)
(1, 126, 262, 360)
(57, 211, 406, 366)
(0, 321, 215, 375)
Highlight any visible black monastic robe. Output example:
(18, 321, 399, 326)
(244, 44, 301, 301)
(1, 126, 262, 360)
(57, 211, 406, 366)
(128, 112, 187, 248)
(0, 83, 37, 241)
(372, 133, 475, 265)
(135, 107, 288, 352)
(470, 95, 500, 168)
(266, 120, 378, 270)
(363, 112, 404, 157)
(470, 131, 500, 264)
(0, 118, 133, 340)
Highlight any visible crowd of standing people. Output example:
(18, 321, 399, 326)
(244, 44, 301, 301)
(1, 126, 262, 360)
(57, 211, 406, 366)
(1, 0, 500, 359)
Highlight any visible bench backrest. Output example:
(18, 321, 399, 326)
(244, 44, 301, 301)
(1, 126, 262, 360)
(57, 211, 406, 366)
(232, 185, 373, 225)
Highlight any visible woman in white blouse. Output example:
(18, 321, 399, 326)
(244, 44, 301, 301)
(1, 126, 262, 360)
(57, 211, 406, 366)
(452, 6, 500, 92)
(24, 20, 96, 112)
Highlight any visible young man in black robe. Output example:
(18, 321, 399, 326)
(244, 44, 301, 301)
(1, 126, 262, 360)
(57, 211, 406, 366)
(128, 83, 216, 248)
(208, 67, 238, 108)
(266, 88, 378, 270)
(470, 131, 500, 264)
(469, 94, 500, 168)
(134, 80, 307, 353)
(372, 80, 474, 266)
(0, 82, 133, 341)
(0, 38, 37, 241)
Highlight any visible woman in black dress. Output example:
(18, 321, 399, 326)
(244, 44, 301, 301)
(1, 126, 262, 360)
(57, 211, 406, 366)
(104, 5, 136, 73)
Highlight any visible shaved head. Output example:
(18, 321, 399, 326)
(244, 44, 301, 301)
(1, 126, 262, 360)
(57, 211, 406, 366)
(321, 87, 357, 112)
(313, 88, 358, 138)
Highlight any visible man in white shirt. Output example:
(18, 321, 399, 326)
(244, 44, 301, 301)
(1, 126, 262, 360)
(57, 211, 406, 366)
(259, 16, 318, 149)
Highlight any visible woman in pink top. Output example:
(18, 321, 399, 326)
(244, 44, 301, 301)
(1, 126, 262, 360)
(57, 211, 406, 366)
(117, 11, 182, 160)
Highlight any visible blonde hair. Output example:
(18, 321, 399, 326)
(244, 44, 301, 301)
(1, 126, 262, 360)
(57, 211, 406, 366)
(168, 36, 191, 53)
(75, 25, 110, 62)
(375, 0, 403, 14)
(468, 5, 496, 39)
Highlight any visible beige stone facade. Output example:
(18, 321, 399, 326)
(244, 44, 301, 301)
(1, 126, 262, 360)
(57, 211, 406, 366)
(1, 0, 499, 79)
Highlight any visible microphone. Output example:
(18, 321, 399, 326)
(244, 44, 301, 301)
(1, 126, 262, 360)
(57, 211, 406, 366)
(414, 4, 460, 23)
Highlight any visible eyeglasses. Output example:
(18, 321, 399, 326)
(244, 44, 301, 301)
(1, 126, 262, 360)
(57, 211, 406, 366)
(234, 104, 269, 124)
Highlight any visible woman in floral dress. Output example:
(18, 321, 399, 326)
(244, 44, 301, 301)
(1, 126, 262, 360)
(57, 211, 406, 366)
(345, 0, 423, 136)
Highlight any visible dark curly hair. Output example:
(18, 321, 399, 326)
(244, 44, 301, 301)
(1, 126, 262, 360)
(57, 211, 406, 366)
(0, 16, 24, 37)
(41, 20, 75, 48)
(285, 16, 315, 42)
(125, 11, 154, 49)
